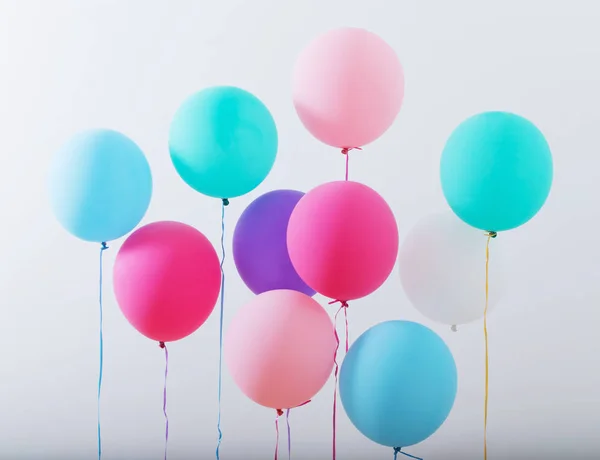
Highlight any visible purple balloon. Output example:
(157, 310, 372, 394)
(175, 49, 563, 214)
(233, 189, 315, 296)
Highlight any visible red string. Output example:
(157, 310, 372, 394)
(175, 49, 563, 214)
(328, 300, 349, 460)
(341, 147, 361, 181)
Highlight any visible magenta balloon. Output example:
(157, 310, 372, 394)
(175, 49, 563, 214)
(293, 27, 404, 148)
(225, 290, 336, 409)
(113, 221, 221, 342)
(233, 189, 315, 296)
(287, 181, 399, 301)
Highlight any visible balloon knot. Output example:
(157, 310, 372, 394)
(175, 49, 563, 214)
(328, 299, 349, 309)
(222, 198, 230, 206)
(159, 341, 166, 349)
(451, 324, 458, 332)
(341, 147, 362, 155)
(394, 447, 402, 454)
(484, 231, 497, 238)
(101, 242, 109, 250)
(276, 409, 284, 417)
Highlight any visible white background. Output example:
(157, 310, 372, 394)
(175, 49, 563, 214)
(0, 0, 598, 459)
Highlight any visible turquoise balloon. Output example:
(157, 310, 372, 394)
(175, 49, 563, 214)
(440, 111, 553, 232)
(339, 321, 457, 448)
(169, 86, 278, 199)
(48, 129, 153, 243)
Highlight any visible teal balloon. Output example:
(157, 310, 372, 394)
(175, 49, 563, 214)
(339, 321, 457, 448)
(49, 129, 153, 243)
(169, 86, 278, 199)
(440, 111, 553, 232)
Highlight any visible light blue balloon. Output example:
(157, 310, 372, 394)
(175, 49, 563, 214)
(339, 321, 457, 448)
(48, 129, 153, 243)
(169, 86, 278, 199)
(440, 111, 553, 232)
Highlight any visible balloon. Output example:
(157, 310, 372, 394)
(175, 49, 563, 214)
(440, 111, 553, 232)
(48, 129, 153, 242)
(113, 221, 221, 343)
(224, 290, 336, 409)
(169, 86, 278, 199)
(287, 181, 398, 301)
(233, 190, 315, 296)
(340, 321, 457, 448)
(292, 27, 404, 148)
(398, 212, 506, 326)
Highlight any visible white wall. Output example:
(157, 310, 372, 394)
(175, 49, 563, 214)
(0, 0, 598, 458)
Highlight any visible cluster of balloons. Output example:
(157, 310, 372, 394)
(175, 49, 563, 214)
(48, 25, 553, 457)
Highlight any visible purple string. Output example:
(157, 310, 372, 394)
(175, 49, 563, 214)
(286, 409, 291, 460)
(216, 198, 228, 459)
(98, 242, 108, 460)
(160, 342, 169, 460)
(394, 447, 423, 460)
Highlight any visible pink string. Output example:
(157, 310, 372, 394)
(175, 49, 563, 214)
(341, 147, 362, 181)
(274, 409, 284, 460)
(328, 300, 349, 460)
(159, 342, 169, 460)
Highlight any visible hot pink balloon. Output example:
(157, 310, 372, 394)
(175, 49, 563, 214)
(225, 290, 336, 409)
(113, 221, 221, 343)
(287, 181, 398, 301)
(292, 27, 404, 148)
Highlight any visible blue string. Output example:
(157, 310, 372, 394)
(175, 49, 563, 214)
(216, 199, 228, 460)
(98, 242, 109, 460)
(394, 447, 422, 460)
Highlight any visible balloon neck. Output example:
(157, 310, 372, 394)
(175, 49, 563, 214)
(159, 341, 166, 349)
(484, 231, 497, 238)
(276, 409, 284, 417)
(101, 242, 109, 250)
(222, 198, 230, 206)
(341, 146, 362, 155)
(451, 325, 458, 332)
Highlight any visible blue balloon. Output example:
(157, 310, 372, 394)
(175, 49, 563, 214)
(440, 111, 553, 232)
(48, 129, 153, 243)
(169, 86, 278, 199)
(339, 321, 457, 448)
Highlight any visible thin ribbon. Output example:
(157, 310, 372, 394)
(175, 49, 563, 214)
(393, 447, 423, 460)
(274, 409, 284, 460)
(285, 400, 311, 460)
(483, 231, 496, 460)
(97, 241, 108, 460)
(341, 147, 362, 181)
(216, 198, 228, 460)
(159, 342, 169, 460)
(328, 299, 349, 460)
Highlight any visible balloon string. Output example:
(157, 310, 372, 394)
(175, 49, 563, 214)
(97, 241, 108, 460)
(286, 409, 291, 460)
(483, 231, 495, 460)
(284, 400, 310, 460)
(341, 147, 361, 181)
(393, 447, 423, 460)
(328, 300, 349, 460)
(274, 409, 283, 460)
(216, 199, 228, 460)
(159, 342, 169, 460)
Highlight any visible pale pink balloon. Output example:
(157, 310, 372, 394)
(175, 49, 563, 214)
(113, 221, 221, 343)
(224, 290, 336, 409)
(292, 27, 404, 148)
(287, 181, 398, 301)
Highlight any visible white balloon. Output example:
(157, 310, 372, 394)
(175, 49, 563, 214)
(398, 212, 505, 327)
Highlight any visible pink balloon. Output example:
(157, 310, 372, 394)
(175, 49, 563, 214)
(225, 290, 336, 409)
(292, 27, 404, 148)
(113, 221, 221, 342)
(287, 181, 398, 301)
